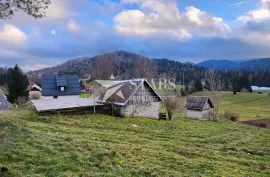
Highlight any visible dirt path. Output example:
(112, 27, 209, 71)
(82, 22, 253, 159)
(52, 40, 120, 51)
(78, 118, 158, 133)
(241, 119, 270, 129)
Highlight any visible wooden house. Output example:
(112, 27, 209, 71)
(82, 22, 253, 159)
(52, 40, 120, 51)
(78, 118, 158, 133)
(184, 96, 214, 119)
(96, 79, 162, 119)
(41, 75, 81, 99)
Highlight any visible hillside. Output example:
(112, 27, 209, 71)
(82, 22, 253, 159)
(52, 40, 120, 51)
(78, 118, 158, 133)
(198, 58, 270, 71)
(24, 51, 270, 89)
(27, 51, 207, 84)
(198, 60, 237, 70)
(192, 92, 270, 121)
(0, 106, 269, 176)
(1, 92, 270, 176)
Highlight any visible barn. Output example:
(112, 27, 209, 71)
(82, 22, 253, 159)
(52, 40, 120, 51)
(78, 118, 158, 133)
(96, 79, 162, 119)
(184, 96, 214, 119)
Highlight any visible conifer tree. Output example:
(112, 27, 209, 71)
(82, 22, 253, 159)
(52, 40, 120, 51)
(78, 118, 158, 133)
(7, 65, 29, 104)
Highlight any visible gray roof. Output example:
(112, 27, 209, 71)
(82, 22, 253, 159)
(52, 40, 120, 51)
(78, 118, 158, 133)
(184, 96, 214, 110)
(56, 75, 68, 87)
(97, 79, 162, 105)
(41, 75, 81, 96)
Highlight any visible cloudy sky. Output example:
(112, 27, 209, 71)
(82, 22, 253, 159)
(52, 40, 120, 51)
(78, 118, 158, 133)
(0, 0, 270, 71)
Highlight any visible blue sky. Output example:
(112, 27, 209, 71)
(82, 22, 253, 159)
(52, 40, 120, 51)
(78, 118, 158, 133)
(0, 0, 270, 71)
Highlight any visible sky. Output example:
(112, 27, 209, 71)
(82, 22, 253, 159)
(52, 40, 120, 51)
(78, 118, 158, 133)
(0, 0, 270, 71)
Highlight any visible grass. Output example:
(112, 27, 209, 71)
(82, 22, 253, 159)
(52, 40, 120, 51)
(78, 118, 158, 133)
(176, 85, 185, 92)
(191, 91, 270, 121)
(80, 93, 91, 98)
(0, 108, 270, 176)
(0, 86, 8, 95)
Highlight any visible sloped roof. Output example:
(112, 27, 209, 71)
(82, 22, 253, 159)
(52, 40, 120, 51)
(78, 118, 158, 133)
(41, 75, 81, 96)
(56, 75, 67, 87)
(28, 83, 42, 92)
(97, 79, 162, 105)
(184, 96, 214, 110)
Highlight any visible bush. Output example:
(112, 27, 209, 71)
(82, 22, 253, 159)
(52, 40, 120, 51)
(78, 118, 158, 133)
(15, 96, 29, 106)
(233, 91, 237, 95)
(258, 92, 262, 94)
(223, 111, 239, 122)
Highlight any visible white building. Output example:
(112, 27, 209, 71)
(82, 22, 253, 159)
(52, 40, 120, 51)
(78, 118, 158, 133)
(184, 96, 214, 119)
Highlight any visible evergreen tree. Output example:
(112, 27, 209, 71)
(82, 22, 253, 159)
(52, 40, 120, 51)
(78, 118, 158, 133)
(7, 65, 29, 104)
(184, 85, 190, 95)
(194, 79, 203, 92)
(180, 88, 185, 96)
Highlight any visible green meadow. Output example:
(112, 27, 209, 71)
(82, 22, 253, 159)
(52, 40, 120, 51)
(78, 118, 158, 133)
(0, 92, 269, 176)
(192, 91, 270, 121)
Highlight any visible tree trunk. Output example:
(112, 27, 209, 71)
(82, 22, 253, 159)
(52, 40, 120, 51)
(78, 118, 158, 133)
(168, 112, 172, 120)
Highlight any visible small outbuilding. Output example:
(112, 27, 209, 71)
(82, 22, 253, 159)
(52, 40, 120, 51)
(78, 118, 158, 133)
(28, 83, 42, 100)
(184, 96, 214, 119)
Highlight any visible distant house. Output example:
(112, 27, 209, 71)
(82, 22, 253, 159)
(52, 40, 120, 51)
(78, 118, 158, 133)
(184, 96, 214, 119)
(28, 83, 42, 100)
(96, 79, 162, 119)
(41, 75, 81, 99)
(28, 83, 41, 92)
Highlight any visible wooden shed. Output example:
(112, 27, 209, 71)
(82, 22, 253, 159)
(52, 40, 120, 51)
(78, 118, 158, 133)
(96, 79, 162, 119)
(184, 96, 214, 119)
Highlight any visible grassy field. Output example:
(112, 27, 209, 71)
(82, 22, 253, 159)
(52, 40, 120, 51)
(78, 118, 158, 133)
(191, 91, 270, 121)
(0, 107, 270, 176)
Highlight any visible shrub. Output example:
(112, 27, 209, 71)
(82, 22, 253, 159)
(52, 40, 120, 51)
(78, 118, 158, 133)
(233, 91, 237, 95)
(223, 111, 239, 122)
(15, 96, 29, 106)
(258, 92, 262, 94)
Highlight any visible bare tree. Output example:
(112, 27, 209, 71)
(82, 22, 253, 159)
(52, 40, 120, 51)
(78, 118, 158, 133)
(90, 85, 106, 114)
(163, 96, 180, 120)
(95, 54, 115, 80)
(205, 70, 225, 120)
(0, 0, 51, 19)
(133, 50, 156, 79)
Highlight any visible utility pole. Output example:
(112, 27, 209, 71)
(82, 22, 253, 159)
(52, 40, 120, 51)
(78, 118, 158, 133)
(183, 71, 185, 86)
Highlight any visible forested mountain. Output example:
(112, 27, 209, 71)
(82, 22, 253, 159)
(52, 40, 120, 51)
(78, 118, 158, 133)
(26, 51, 208, 85)
(198, 60, 237, 70)
(198, 58, 270, 71)
(1, 51, 269, 94)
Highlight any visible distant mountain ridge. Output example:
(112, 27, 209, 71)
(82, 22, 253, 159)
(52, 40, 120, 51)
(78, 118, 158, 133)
(198, 58, 270, 71)
(24, 51, 270, 88)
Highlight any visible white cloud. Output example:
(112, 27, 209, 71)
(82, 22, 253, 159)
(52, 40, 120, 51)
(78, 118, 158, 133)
(236, 0, 270, 46)
(0, 24, 27, 45)
(44, 0, 73, 20)
(51, 30, 57, 35)
(115, 0, 231, 39)
(67, 19, 80, 33)
(237, 0, 270, 23)
(182, 6, 231, 37)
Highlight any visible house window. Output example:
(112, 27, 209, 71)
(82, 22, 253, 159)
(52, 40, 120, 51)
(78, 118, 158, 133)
(61, 87, 65, 91)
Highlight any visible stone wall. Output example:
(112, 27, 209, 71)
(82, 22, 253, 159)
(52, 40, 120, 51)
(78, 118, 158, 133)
(124, 102, 160, 119)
